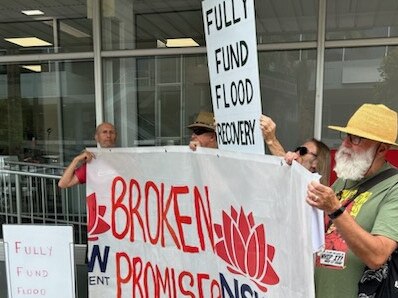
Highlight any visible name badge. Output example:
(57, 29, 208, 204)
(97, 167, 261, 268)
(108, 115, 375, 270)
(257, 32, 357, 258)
(319, 249, 346, 268)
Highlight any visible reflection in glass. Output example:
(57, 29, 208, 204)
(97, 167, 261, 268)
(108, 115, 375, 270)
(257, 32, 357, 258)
(103, 55, 212, 146)
(326, 0, 398, 40)
(0, 3, 92, 55)
(255, 0, 318, 43)
(102, 0, 318, 50)
(0, 61, 95, 164)
(259, 50, 317, 152)
(323, 46, 398, 148)
(103, 50, 316, 152)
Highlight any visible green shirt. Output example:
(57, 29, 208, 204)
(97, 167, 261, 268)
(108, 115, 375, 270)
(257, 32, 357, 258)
(315, 163, 398, 297)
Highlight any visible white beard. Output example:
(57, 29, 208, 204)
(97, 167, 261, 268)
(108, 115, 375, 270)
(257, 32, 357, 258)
(334, 145, 377, 180)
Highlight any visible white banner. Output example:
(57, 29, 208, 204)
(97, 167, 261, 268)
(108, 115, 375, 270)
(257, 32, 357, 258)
(87, 147, 318, 297)
(202, 0, 265, 154)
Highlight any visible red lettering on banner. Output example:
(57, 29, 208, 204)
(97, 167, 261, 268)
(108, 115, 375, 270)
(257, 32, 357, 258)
(161, 185, 181, 248)
(132, 256, 144, 296)
(110, 177, 215, 253)
(156, 265, 177, 297)
(194, 187, 215, 251)
(129, 179, 146, 242)
(111, 177, 130, 240)
(173, 186, 197, 253)
(145, 181, 161, 245)
(211, 279, 222, 298)
(197, 273, 211, 298)
(143, 260, 156, 297)
(115, 252, 130, 298)
(116, 254, 221, 298)
(179, 271, 195, 297)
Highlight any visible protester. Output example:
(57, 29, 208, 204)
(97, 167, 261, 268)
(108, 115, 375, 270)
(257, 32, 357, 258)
(285, 138, 330, 185)
(58, 122, 117, 188)
(261, 114, 331, 185)
(188, 111, 218, 150)
(303, 103, 398, 297)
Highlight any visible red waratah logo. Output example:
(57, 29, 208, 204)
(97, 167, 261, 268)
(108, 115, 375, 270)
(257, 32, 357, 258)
(214, 206, 279, 292)
(87, 193, 110, 241)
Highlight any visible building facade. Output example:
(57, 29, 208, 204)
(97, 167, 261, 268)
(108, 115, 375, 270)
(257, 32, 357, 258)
(1, 0, 398, 164)
(2, 0, 398, 296)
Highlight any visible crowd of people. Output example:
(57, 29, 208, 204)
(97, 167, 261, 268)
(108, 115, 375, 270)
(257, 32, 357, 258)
(59, 103, 398, 297)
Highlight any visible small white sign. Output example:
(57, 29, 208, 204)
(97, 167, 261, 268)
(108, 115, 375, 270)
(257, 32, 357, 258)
(202, 0, 265, 154)
(2, 225, 75, 298)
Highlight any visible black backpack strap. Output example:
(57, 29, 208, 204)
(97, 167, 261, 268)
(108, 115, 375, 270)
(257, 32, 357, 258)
(343, 167, 398, 208)
(356, 167, 398, 195)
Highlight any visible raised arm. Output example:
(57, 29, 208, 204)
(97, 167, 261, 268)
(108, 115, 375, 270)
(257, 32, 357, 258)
(58, 150, 94, 188)
(260, 115, 286, 156)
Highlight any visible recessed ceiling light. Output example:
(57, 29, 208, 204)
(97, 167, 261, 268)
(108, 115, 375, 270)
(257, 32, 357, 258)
(22, 65, 42, 72)
(21, 10, 44, 16)
(157, 40, 166, 48)
(165, 38, 199, 48)
(5, 37, 52, 47)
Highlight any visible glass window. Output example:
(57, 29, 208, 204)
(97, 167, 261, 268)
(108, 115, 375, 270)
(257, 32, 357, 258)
(103, 50, 317, 153)
(0, 3, 92, 55)
(103, 55, 212, 146)
(0, 60, 95, 164)
(102, 0, 318, 51)
(255, 0, 318, 43)
(326, 0, 398, 40)
(102, 1, 205, 50)
(323, 46, 398, 148)
(259, 49, 317, 152)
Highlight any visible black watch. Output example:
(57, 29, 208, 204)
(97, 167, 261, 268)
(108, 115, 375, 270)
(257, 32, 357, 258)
(328, 206, 345, 220)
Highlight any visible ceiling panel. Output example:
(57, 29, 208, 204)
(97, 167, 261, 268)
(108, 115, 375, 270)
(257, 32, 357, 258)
(0, 0, 398, 54)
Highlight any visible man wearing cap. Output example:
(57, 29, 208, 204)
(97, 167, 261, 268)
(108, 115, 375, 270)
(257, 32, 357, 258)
(188, 111, 218, 151)
(304, 104, 398, 297)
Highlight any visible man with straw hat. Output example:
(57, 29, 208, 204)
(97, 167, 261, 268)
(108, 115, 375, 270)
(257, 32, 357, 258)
(188, 111, 218, 150)
(304, 103, 398, 297)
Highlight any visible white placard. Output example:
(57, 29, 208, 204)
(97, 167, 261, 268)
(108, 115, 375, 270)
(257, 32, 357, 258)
(202, 0, 265, 154)
(2, 225, 75, 298)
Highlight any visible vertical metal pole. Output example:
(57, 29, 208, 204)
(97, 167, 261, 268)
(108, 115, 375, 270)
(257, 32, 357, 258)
(180, 56, 185, 144)
(53, 181, 58, 224)
(314, 0, 326, 139)
(93, 0, 104, 124)
(155, 57, 160, 145)
(15, 175, 22, 224)
(53, 18, 65, 165)
(41, 178, 46, 222)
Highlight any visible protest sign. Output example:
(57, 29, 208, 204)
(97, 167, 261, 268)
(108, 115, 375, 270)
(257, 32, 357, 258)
(202, 0, 264, 154)
(3, 225, 75, 298)
(87, 147, 317, 297)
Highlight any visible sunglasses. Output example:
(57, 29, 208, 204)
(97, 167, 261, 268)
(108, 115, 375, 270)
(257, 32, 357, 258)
(192, 128, 214, 135)
(339, 132, 362, 145)
(295, 146, 318, 158)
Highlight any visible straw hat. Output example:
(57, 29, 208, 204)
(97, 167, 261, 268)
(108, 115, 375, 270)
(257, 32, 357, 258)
(328, 103, 398, 146)
(187, 111, 215, 131)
